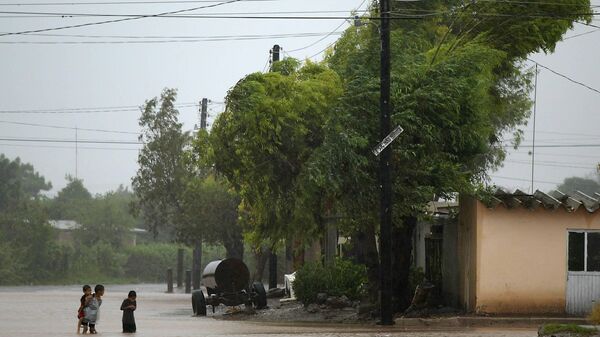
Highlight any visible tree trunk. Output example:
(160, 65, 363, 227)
(348, 225, 379, 302)
(391, 216, 417, 313)
(292, 238, 305, 271)
(252, 246, 269, 282)
(223, 234, 244, 260)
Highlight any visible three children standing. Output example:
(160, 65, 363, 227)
(77, 285, 137, 334)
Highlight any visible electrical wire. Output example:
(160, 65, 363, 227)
(528, 58, 600, 96)
(0, 142, 140, 151)
(0, 102, 198, 114)
(0, 137, 143, 144)
(0, 32, 345, 44)
(0, 0, 273, 5)
(0, 0, 245, 37)
(0, 120, 140, 134)
(490, 175, 562, 185)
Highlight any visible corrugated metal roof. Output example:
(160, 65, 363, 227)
(488, 189, 600, 213)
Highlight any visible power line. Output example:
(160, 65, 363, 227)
(528, 59, 600, 96)
(0, 102, 197, 113)
(0, 0, 245, 37)
(0, 32, 344, 44)
(507, 143, 600, 148)
(0, 137, 143, 144)
(490, 175, 561, 185)
(0, 31, 348, 39)
(0, 120, 140, 135)
(0, 0, 273, 5)
(506, 159, 596, 170)
(0, 9, 371, 17)
(0, 142, 140, 151)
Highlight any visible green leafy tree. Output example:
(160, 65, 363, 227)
(177, 174, 243, 259)
(307, 0, 591, 310)
(211, 59, 343, 246)
(76, 186, 138, 248)
(0, 155, 55, 284)
(48, 175, 92, 221)
(132, 88, 189, 238)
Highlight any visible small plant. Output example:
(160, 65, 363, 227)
(540, 324, 597, 336)
(588, 302, 600, 325)
(293, 259, 367, 305)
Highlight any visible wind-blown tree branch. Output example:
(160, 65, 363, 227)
(132, 88, 189, 238)
(309, 0, 591, 311)
(210, 59, 343, 260)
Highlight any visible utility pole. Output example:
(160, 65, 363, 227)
(75, 127, 78, 179)
(531, 64, 538, 194)
(270, 44, 280, 71)
(200, 98, 208, 130)
(269, 44, 280, 290)
(192, 98, 209, 290)
(378, 0, 394, 326)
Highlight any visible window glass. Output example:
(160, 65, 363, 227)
(568, 232, 585, 272)
(587, 233, 600, 272)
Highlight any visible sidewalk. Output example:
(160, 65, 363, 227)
(395, 316, 589, 329)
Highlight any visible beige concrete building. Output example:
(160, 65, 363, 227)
(456, 190, 600, 316)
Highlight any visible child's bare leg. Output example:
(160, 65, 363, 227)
(77, 317, 83, 334)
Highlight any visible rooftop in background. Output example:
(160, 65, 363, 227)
(488, 189, 600, 213)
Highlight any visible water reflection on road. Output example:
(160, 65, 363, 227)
(0, 284, 536, 337)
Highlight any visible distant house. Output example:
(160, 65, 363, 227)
(451, 190, 600, 316)
(48, 220, 81, 244)
(49, 220, 148, 247)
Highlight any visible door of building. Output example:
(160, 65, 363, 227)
(566, 231, 600, 315)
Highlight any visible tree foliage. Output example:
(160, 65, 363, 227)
(132, 88, 189, 237)
(210, 60, 343, 244)
(0, 155, 55, 283)
(310, 0, 591, 309)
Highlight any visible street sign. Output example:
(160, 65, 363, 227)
(372, 125, 404, 156)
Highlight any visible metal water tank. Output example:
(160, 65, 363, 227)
(201, 258, 250, 293)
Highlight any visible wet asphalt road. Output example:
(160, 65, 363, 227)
(0, 284, 537, 337)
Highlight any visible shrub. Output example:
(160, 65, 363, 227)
(293, 259, 367, 305)
(588, 302, 600, 325)
(124, 243, 191, 282)
(540, 324, 597, 336)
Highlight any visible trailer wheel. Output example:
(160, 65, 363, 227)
(192, 290, 207, 316)
(252, 282, 267, 309)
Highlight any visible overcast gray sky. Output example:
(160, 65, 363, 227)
(0, 0, 599, 196)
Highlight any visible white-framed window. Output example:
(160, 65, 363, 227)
(568, 231, 600, 272)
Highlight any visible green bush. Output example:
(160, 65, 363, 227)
(294, 259, 367, 305)
(540, 324, 597, 336)
(124, 243, 191, 282)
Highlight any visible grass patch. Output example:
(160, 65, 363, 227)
(540, 324, 597, 336)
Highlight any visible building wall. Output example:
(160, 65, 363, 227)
(468, 200, 600, 314)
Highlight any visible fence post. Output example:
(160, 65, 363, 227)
(185, 269, 192, 294)
(177, 248, 184, 289)
(167, 268, 173, 293)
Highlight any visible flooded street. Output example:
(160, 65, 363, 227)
(0, 284, 537, 337)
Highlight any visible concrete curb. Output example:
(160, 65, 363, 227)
(394, 316, 589, 329)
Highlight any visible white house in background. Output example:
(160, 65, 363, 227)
(49, 220, 147, 246)
(48, 220, 81, 243)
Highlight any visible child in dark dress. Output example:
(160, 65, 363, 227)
(120, 290, 137, 333)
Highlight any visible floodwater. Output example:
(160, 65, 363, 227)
(0, 284, 537, 337)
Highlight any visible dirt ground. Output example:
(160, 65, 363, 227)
(0, 284, 538, 337)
